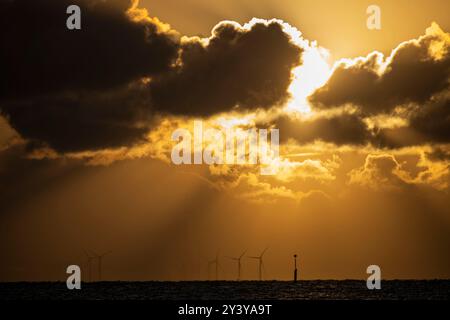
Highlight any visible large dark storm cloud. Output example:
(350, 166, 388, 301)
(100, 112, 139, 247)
(150, 20, 303, 116)
(2, 82, 153, 152)
(0, 1, 304, 152)
(0, 0, 178, 98)
(2, 0, 446, 154)
(309, 24, 450, 115)
(0, 0, 176, 152)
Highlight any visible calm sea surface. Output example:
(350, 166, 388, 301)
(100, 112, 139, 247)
(1, 280, 449, 300)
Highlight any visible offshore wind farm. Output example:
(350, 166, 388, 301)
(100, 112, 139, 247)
(1, 247, 449, 300)
(1, 0, 450, 303)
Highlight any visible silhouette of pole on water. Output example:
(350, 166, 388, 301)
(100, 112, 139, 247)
(293, 254, 298, 282)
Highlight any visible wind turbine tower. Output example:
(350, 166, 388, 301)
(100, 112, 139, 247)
(227, 250, 246, 281)
(83, 250, 95, 282)
(248, 248, 268, 281)
(208, 251, 220, 281)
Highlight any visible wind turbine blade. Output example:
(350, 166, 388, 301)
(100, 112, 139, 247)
(239, 250, 247, 259)
(83, 249, 95, 258)
(260, 247, 269, 257)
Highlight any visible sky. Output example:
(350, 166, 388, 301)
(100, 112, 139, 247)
(0, 0, 449, 281)
(144, 0, 450, 60)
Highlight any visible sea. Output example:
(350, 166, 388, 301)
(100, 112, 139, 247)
(1, 280, 449, 300)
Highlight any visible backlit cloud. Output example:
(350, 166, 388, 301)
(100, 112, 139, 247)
(310, 23, 450, 115)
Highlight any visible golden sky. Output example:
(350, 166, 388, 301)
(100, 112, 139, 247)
(144, 0, 450, 59)
(0, 0, 449, 281)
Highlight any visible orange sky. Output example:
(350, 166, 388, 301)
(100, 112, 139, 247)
(144, 0, 450, 60)
(0, 0, 449, 282)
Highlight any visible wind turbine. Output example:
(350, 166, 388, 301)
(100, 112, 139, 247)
(248, 248, 268, 281)
(83, 249, 95, 282)
(227, 250, 246, 281)
(92, 251, 111, 281)
(293, 254, 298, 282)
(208, 251, 220, 281)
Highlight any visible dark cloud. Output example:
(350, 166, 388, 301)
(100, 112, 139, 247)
(309, 24, 450, 115)
(426, 146, 450, 161)
(306, 24, 450, 149)
(0, 0, 176, 152)
(150, 20, 303, 116)
(0, 2, 304, 152)
(372, 126, 427, 149)
(0, 0, 179, 98)
(373, 99, 450, 148)
(4, 1, 446, 154)
(410, 98, 450, 143)
(1, 81, 153, 152)
(270, 96, 449, 149)
(268, 112, 371, 146)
